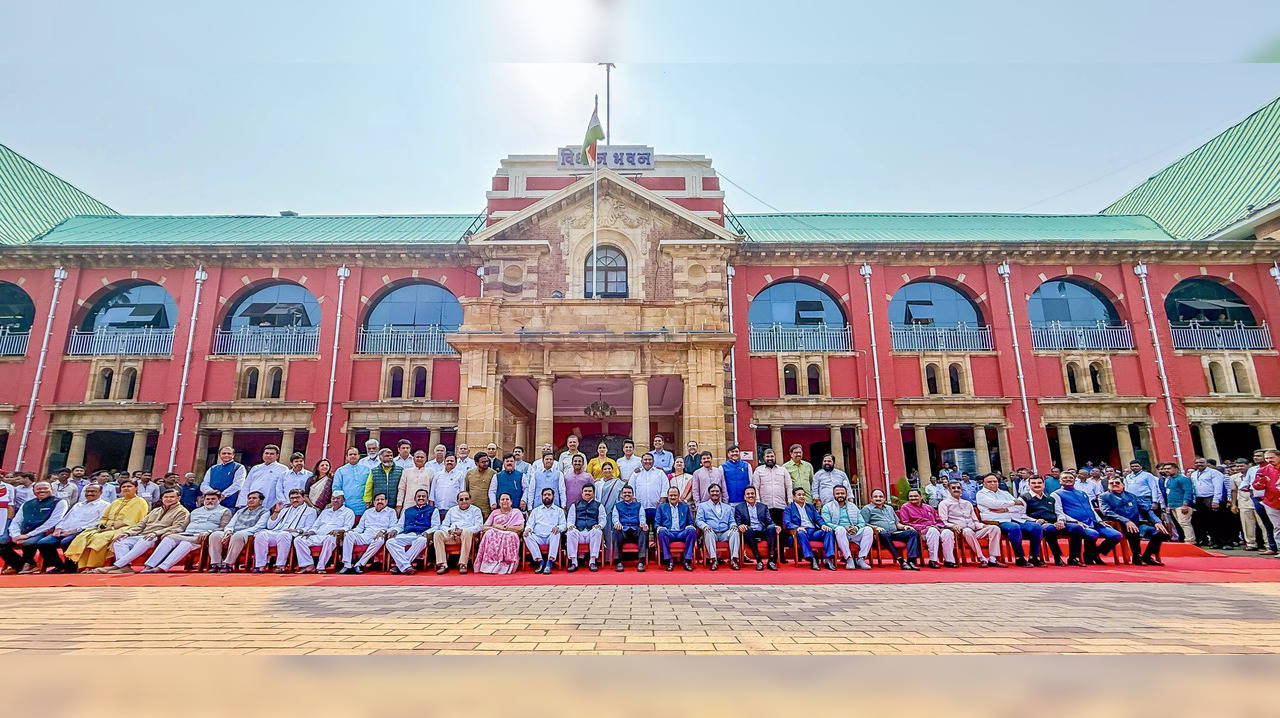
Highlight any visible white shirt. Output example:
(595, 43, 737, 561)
(11, 498, 68, 538)
(393, 455, 416, 471)
(812, 468, 852, 505)
(430, 468, 467, 510)
(616, 454, 643, 479)
(455, 456, 476, 475)
(239, 461, 289, 508)
(792, 502, 815, 529)
(975, 487, 1028, 522)
(526, 504, 567, 537)
(267, 504, 317, 533)
(632, 468, 669, 509)
(136, 481, 161, 506)
(358, 453, 382, 473)
(307, 505, 356, 536)
(50, 480, 79, 505)
(54, 498, 110, 533)
(353, 505, 398, 535)
(439, 505, 484, 532)
(1077, 478, 1104, 500)
(276, 469, 312, 504)
(423, 459, 448, 476)
(557, 450, 586, 476)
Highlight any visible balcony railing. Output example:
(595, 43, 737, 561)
(356, 326, 458, 355)
(1030, 321, 1134, 351)
(890, 324, 993, 352)
(0, 328, 29, 356)
(748, 324, 852, 353)
(1169, 321, 1273, 350)
(66, 328, 174, 356)
(212, 327, 319, 355)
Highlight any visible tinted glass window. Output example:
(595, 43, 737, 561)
(1028, 280, 1119, 326)
(1164, 278, 1256, 325)
(81, 283, 178, 332)
(585, 246, 627, 298)
(0, 282, 35, 332)
(223, 283, 320, 330)
(365, 283, 462, 330)
(888, 281, 981, 326)
(748, 281, 846, 327)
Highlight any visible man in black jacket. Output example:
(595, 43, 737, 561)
(734, 486, 777, 571)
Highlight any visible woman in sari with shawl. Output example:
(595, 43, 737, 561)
(475, 493, 524, 574)
(304, 459, 333, 509)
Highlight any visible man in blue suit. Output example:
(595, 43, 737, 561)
(734, 486, 778, 571)
(656, 487, 697, 571)
(785, 487, 833, 571)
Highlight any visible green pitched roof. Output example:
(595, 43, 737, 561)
(28, 214, 480, 247)
(1102, 96, 1280, 240)
(0, 143, 116, 246)
(735, 212, 1173, 243)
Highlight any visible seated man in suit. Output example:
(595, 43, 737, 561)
(1051, 471, 1121, 565)
(1099, 476, 1169, 566)
(655, 486, 697, 571)
(695, 483, 740, 571)
(610, 485, 649, 572)
(784, 487, 833, 571)
(734, 486, 777, 571)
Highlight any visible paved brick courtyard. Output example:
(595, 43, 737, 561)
(4, 581, 1280, 654)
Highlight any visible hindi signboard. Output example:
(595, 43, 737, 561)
(557, 145, 655, 172)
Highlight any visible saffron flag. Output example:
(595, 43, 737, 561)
(581, 106, 604, 166)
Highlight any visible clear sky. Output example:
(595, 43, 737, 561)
(2, 1, 1279, 217)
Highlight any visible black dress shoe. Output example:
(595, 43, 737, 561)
(1143, 556, 1164, 566)
(730, 559, 740, 570)
(615, 563, 625, 572)
(682, 560, 693, 572)
(943, 561, 957, 568)
(708, 558, 718, 571)
(352, 566, 365, 574)
(824, 559, 836, 571)
(899, 559, 911, 570)
(809, 557, 820, 571)
(755, 562, 765, 571)
(665, 561, 674, 572)
(1053, 557, 1066, 566)
(1029, 557, 1044, 567)
(1015, 558, 1028, 567)
(637, 562, 646, 572)
(588, 561, 598, 572)
(928, 560, 939, 569)
(567, 562, 578, 573)
(1067, 558, 1084, 567)
(767, 561, 777, 571)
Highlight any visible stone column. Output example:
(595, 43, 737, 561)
(973, 424, 991, 475)
(1115, 423, 1135, 464)
(127, 430, 149, 473)
(829, 424, 845, 472)
(1056, 424, 1076, 469)
(997, 425, 1013, 475)
(631, 376, 650, 445)
(279, 429, 295, 459)
(770, 426, 783, 461)
(1139, 424, 1158, 464)
(368, 428, 381, 445)
(1257, 423, 1275, 451)
(193, 430, 210, 475)
(913, 424, 932, 478)
(428, 427, 442, 452)
(1197, 423, 1219, 461)
(513, 419, 527, 450)
(534, 377, 554, 450)
(66, 429, 89, 468)
(852, 427, 867, 500)
(219, 429, 235, 450)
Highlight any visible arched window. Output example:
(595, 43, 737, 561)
(411, 366, 428, 398)
(584, 246, 628, 298)
(80, 282, 177, 332)
(388, 366, 404, 398)
(222, 282, 320, 331)
(948, 363, 963, 394)
(98, 368, 114, 400)
(267, 367, 283, 399)
(1089, 362, 1104, 393)
(1232, 361, 1251, 394)
(1165, 279, 1256, 325)
(748, 280, 848, 328)
(889, 281, 982, 327)
(925, 363, 940, 395)
(120, 367, 138, 400)
(806, 364, 822, 395)
(0, 281, 36, 334)
(1208, 361, 1227, 393)
(242, 367, 260, 399)
(1066, 362, 1081, 394)
(783, 364, 799, 396)
(1028, 279, 1121, 326)
(364, 282, 463, 331)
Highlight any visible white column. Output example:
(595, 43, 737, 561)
(913, 424, 931, 478)
(829, 424, 845, 472)
(973, 425, 991, 475)
(1056, 424, 1076, 469)
(631, 376, 650, 444)
(66, 429, 89, 467)
(1115, 423, 1135, 464)
(535, 377, 554, 449)
(127, 430, 149, 473)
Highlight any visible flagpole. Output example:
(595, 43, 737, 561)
(592, 94, 599, 300)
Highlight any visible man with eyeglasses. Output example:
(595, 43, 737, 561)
(1099, 476, 1168, 566)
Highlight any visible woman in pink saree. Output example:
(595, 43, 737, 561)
(475, 493, 525, 574)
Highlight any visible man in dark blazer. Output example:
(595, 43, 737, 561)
(734, 486, 778, 571)
(784, 487, 833, 571)
(655, 487, 697, 571)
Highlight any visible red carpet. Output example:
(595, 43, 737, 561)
(4, 553, 1277, 588)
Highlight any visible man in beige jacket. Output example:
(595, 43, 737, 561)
(96, 489, 190, 574)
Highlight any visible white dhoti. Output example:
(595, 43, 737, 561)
(209, 529, 255, 566)
(566, 527, 602, 563)
(385, 533, 432, 571)
(253, 530, 298, 568)
(701, 527, 741, 559)
(920, 525, 956, 563)
(293, 533, 340, 569)
(342, 530, 387, 567)
(111, 535, 157, 567)
(524, 531, 561, 562)
(831, 525, 875, 562)
(143, 536, 200, 570)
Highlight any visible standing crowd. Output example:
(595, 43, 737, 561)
(3, 433, 1277, 577)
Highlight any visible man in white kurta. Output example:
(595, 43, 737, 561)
(275, 453, 312, 510)
(632, 454, 670, 528)
(432, 492, 484, 574)
(386, 490, 438, 574)
(523, 488, 566, 574)
(141, 491, 230, 572)
(340, 493, 399, 573)
(429, 456, 466, 512)
(239, 445, 289, 510)
(254, 489, 317, 571)
(209, 492, 270, 570)
(566, 483, 605, 571)
(293, 491, 356, 572)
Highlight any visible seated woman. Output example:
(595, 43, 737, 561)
(474, 492, 525, 574)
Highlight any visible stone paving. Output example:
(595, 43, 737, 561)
(3, 582, 1279, 654)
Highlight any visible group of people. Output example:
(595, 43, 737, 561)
(4, 432, 1276, 577)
